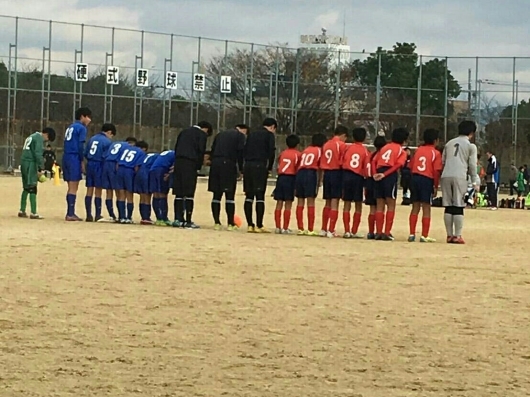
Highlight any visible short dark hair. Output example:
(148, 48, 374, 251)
(334, 125, 348, 137)
(42, 127, 56, 142)
(285, 134, 300, 149)
(75, 107, 92, 120)
(423, 129, 439, 145)
(101, 123, 116, 135)
(311, 133, 327, 147)
(197, 121, 213, 136)
(477, 154, 481, 160)
(235, 124, 250, 131)
(458, 120, 476, 136)
(391, 127, 409, 144)
(136, 140, 149, 150)
(263, 117, 278, 128)
(351, 128, 366, 143)
(125, 137, 137, 145)
(373, 135, 387, 151)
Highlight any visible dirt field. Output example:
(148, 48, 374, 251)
(1, 176, 529, 397)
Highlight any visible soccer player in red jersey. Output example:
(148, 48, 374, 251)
(319, 125, 348, 238)
(407, 129, 443, 242)
(295, 133, 327, 236)
(341, 128, 370, 238)
(273, 135, 301, 234)
(364, 135, 387, 239)
(373, 127, 410, 241)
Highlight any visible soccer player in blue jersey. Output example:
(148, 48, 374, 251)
(84, 123, 116, 222)
(63, 107, 92, 221)
(101, 137, 137, 222)
(149, 149, 175, 226)
(115, 140, 148, 223)
(135, 151, 159, 225)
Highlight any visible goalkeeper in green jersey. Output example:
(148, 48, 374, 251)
(18, 127, 56, 219)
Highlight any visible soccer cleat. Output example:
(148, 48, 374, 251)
(351, 233, 364, 239)
(254, 227, 270, 233)
(65, 215, 82, 222)
(214, 224, 222, 231)
(281, 229, 294, 235)
(326, 231, 338, 238)
(490, 207, 498, 211)
(343, 232, 352, 239)
(319, 230, 327, 237)
(452, 236, 465, 244)
(446, 236, 454, 244)
(366, 233, 376, 240)
(118, 219, 128, 224)
(29, 214, 44, 220)
(247, 226, 256, 233)
(381, 234, 394, 241)
(94, 215, 104, 222)
(85, 216, 94, 222)
(227, 225, 239, 231)
(274, 228, 282, 234)
(420, 236, 436, 243)
(297, 229, 305, 236)
(408, 235, 416, 242)
(18, 211, 28, 218)
(184, 222, 200, 229)
(306, 230, 319, 236)
(140, 219, 154, 225)
(374, 234, 382, 240)
(172, 220, 184, 228)
(126, 219, 134, 224)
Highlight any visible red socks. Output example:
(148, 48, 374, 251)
(321, 206, 330, 231)
(384, 211, 395, 236)
(409, 213, 418, 235)
(328, 210, 339, 233)
(421, 217, 431, 237)
(296, 206, 304, 230)
(368, 214, 375, 234)
(375, 211, 384, 234)
(274, 209, 282, 229)
(308, 206, 315, 232)
(343, 211, 351, 233)
(352, 212, 362, 234)
(283, 210, 291, 230)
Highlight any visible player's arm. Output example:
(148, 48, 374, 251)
(34, 135, 45, 171)
(198, 132, 207, 169)
(78, 126, 86, 162)
(236, 134, 245, 173)
(467, 144, 480, 187)
(267, 133, 276, 172)
(382, 149, 407, 177)
(433, 152, 443, 189)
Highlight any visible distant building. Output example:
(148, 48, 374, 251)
(299, 28, 350, 68)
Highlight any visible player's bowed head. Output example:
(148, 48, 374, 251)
(42, 127, 56, 143)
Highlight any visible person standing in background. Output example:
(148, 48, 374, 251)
(509, 163, 518, 196)
(43, 144, 56, 178)
(485, 150, 499, 210)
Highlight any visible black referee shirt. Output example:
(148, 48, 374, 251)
(211, 129, 246, 171)
(244, 128, 276, 171)
(174, 125, 208, 169)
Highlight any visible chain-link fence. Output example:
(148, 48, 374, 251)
(2, 15, 530, 174)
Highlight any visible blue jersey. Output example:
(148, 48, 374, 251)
(84, 132, 112, 162)
(139, 153, 159, 171)
(105, 142, 130, 162)
(117, 146, 146, 168)
(150, 150, 175, 172)
(63, 121, 87, 160)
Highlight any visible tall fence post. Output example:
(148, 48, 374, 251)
(291, 48, 300, 133)
(216, 40, 228, 133)
(415, 55, 423, 146)
(6, 16, 18, 171)
(103, 27, 115, 122)
(72, 24, 84, 118)
(334, 50, 342, 129)
(443, 57, 449, 143)
(133, 30, 145, 137)
(511, 57, 517, 164)
(40, 20, 52, 130)
(374, 52, 382, 136)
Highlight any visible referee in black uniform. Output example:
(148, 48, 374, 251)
(243, 117, 277, 233)
(208, 124, 249, 230)
(172, 121, 212, 229)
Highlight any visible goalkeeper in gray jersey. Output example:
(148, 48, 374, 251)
(440, 121, 479, 244)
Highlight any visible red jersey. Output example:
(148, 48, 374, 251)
(320, 137, 346, 170)
(376, 142, 408, 176)
(342, 143, 370, 176)
(298, 146, 322, 171)
(366, 151, 379, 178)
(277, 148, 300, 175)
(410, 144, 443, 186)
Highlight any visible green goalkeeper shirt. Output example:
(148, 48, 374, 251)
(20, 132, 45, 169)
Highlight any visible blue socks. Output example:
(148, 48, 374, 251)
(117, 200, 126, 220)
(66, 194, 76, 217)
(126, 203, 134, 220)
(85, 196, 92, 219)
(152, 198, 161, 220)
(94, 197, 102, 219)
(105, 199, 115, 219)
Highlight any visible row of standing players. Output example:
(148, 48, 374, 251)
(58, 107, 454, 242)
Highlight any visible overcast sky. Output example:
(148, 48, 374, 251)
(1, 0, 529, 103)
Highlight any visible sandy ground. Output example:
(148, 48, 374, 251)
(1, 176, 530, 397)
